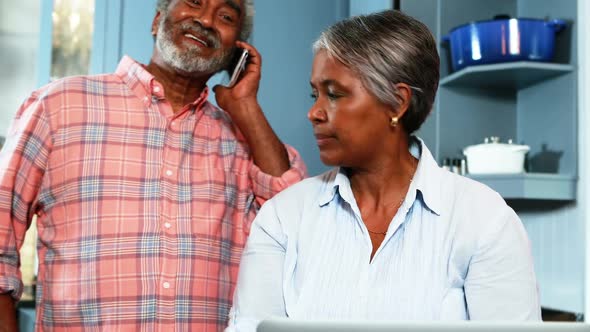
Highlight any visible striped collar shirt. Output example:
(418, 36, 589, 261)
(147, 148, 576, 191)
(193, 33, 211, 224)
(228, 138, 540, 331)
(0, 56, 306, 332)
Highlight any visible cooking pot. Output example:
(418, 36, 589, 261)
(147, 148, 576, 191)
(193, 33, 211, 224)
(463, 137, 530, 175)
(443, 16, 567, 72)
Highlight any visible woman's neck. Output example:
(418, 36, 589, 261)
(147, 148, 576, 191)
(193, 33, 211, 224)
(348, 138, 419, 209)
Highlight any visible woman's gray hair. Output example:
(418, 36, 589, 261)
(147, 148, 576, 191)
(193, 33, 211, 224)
(156, 0, 254, 41)
(313, 10, 439, 134)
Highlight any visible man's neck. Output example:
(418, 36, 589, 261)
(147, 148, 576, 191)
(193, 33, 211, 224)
(145, 60, 211, 113)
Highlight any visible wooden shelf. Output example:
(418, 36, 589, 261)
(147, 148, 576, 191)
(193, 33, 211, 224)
(440, 62, 574, 90)
(467, 173, 577, 200)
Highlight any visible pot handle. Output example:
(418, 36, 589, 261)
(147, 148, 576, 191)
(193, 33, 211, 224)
(547, 19, 567, 33)
(493, 14, 511, 20)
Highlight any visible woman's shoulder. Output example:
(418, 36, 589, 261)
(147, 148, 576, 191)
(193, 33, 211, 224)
(254, 168, 338, 236)
(440, 171, 521, 234)
(271, 168, 339, 204)
(440, 170, 507, 209)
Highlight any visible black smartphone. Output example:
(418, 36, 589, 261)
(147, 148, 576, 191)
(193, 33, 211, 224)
(227, 48, 249, 88)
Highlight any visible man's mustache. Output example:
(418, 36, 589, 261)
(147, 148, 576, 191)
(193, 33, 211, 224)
(178, 21, 221, 49)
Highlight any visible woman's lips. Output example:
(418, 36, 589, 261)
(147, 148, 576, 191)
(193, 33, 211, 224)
(314, 134, 335, 147)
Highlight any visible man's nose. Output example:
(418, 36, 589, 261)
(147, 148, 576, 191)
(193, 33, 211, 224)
(192, 6, 215, 28)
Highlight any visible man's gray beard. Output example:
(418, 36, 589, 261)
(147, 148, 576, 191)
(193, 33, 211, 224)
(156, 16, 233, 76)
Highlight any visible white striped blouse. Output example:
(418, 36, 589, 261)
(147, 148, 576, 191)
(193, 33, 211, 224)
(227, 138, 541, 332)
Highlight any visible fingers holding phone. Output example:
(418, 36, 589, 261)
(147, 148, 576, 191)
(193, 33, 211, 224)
(227, 48, 249, 88)
(226, 41, 261, 92)
(235, 41, 261, 79)
(215, 41, 262, 113)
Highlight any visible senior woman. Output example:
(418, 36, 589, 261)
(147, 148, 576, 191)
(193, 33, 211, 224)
(226, 10, 540, 331)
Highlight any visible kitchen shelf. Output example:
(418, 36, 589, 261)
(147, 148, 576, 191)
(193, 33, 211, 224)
(467, 173, 577, 200)
(440, 62, 574, 90)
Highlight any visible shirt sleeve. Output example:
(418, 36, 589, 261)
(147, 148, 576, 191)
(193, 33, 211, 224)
(0, 91, 52, 301)
(248, 144, 307, 207)
(226, 200, 288, 332)
(464, 206, 542, 320)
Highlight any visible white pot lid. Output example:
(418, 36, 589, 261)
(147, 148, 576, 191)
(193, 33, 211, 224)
(464, 142, 530, 155)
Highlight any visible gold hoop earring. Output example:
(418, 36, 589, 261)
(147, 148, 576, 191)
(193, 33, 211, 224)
(390, 117, 399, 128)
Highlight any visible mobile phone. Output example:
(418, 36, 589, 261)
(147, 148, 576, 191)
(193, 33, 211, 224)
(227, 49, 249, 87)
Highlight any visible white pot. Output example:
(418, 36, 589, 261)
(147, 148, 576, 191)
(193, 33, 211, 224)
(463, 140, 530, 174)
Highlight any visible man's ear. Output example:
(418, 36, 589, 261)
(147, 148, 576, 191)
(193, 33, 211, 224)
(151, 11, 162, 36)
(390, 82, 412, 120)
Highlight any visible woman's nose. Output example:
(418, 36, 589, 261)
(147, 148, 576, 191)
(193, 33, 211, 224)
(307, 103, 327, 123)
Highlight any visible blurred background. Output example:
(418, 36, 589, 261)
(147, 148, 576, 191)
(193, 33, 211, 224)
(2, 0, 590, 330)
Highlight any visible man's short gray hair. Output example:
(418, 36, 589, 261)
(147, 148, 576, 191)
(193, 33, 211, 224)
(156, 0, 254, 41)
(313, 10, 440, 134)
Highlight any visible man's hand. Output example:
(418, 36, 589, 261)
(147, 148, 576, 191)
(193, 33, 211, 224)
(214, 40, 262, 116)
(0, 294, 17, 332)
(212, 41, 290, 176)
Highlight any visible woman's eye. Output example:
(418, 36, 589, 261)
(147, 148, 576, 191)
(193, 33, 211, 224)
(327, 92, 340, 100)
(310, 93, 318, 101)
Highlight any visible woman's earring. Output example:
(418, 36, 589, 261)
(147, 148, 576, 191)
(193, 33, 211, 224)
(390, 117, 399, 128)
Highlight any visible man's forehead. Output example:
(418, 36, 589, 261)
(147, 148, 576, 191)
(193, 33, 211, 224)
(225, 0, 244, 16)
(168, 0, 244, 11)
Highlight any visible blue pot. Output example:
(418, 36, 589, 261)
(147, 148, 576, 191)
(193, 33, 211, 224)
(443, 17, 566, 72)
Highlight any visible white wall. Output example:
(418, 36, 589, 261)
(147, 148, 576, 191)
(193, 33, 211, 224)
(581, 0, 590, 321)
(349, 0, 391, 16)
(0, 0, 40, 138)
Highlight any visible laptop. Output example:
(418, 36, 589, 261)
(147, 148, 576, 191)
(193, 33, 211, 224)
(257, 319, 590, 332)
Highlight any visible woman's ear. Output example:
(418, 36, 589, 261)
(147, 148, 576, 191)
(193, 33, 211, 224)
(391, 82, 412, 120)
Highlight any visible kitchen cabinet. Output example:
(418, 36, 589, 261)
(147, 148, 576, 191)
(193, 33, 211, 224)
(438, 60, 577, 200)
(403, 0, 585, 315)
(406, 0, 578, 201)
(439, 62, 573, 90)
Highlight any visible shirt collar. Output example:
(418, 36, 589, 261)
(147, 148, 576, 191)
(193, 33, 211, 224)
(317, 136, 442, 216)
(406, 136, 442, 215)
(115, 55, 210, 113)
(318, 168, 351, 207)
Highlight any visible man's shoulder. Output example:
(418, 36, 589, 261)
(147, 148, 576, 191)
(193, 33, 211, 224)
(35, 73, 124, 97)
(24, 73, 129, 122)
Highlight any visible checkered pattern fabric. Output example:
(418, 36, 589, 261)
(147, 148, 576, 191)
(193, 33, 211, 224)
(0, 56, 306, 332)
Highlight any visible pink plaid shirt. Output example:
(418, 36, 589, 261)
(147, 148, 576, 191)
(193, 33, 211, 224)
(0, 56, 306, 331)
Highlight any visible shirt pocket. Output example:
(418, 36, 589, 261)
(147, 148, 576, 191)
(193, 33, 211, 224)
(189, 168, 253, 239)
